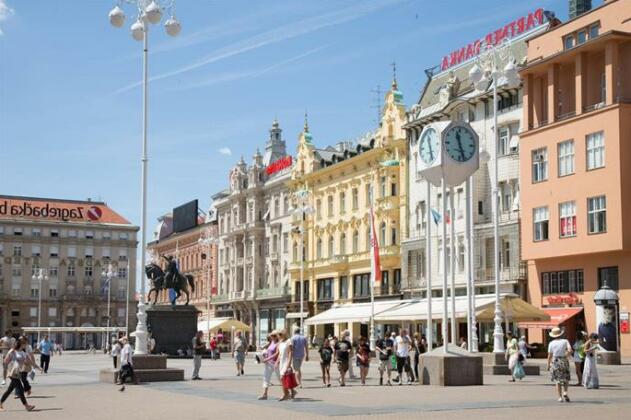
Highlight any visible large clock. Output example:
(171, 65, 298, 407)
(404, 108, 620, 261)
(443, 125, 476, 163)
(419, 127, 439, 164)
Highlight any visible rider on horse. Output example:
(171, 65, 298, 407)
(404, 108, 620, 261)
(162, 255, 179, 289)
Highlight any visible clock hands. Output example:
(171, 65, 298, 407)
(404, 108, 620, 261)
(455, 130, 466, 161)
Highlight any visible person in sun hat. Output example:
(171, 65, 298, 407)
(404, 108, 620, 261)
(547, 327, 573, 403)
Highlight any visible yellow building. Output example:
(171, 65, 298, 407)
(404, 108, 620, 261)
(288, 81, 408, 340)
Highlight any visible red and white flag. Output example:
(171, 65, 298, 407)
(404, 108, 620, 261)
(369, 206, 382, 284)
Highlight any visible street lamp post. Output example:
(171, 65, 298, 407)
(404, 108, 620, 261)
(199, 227, 218, 337)
(32, 268, 48, 343)
(291, 189, 313, 332)
(108, 0, 181, 355)
(102, 263, 115, 350)
(469, 41, 520, 353)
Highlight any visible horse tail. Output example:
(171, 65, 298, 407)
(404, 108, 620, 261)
(187, 275, 195, 293)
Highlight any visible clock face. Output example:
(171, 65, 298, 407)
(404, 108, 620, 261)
(444, 126, 476, 163)
(419, 128, 439, 165)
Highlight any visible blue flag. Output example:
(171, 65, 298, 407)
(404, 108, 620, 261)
(431, 208, 442, 225)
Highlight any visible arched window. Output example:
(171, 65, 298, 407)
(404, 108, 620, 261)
(340, 233, 347, 255)
(317, 238, 323, 259)
(391, 226, 397, 245)
(328, 235, 334, 258)
(380, 222, 386, 246)
(327, 195, 334, 217)
(352, 230, 359, 253)
(340, 192, 346, 213)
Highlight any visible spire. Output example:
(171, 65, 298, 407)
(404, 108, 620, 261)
(303, 110, 309, 133)
(391, 61, 398, 90)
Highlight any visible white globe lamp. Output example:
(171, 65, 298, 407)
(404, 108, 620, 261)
(109, 5, 126, 28)
(145, 1, 163, 25)
(164, 17, 181, 37)
(131, 19, 146, 41)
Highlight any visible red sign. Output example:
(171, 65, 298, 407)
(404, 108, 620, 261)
(265, 156, 293, 176)
(546, 293, 581, 306)
(440, 8, 545, 71)
(621, 312, 630, 334)
(87, 206, 103, 221)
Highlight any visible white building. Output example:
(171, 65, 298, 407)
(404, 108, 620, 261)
(212, 120, 293, 347)
(402, 17, 550, 346)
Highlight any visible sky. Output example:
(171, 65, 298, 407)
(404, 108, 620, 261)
(1, 0, 572, 237)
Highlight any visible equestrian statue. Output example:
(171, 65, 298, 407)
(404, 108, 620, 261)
(145, 255, 195, 306)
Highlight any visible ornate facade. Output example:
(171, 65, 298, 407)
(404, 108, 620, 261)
(289, 81, 408, 339)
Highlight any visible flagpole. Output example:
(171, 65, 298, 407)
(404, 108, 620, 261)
(449, 187, 456, 345)
(369, 205, 376, 352)
(425, 180, 433, 351)
(441, 178, 449, 353)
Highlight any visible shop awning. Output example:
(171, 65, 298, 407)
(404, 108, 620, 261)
(374, 294, 549, 322)
(197, 318, 251, 333)
(304, 301, 406, 326)
(518, 307, 583, 329)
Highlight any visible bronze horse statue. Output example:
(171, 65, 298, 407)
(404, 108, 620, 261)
(145, 263, 195, 306)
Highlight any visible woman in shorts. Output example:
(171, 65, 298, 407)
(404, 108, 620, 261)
(319, 338, 333, 387)
(356, 336, 371, 385)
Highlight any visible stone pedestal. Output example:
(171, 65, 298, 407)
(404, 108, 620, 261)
(598, 351, 621, 365)
(419, 346, 483, 386)
(146, 305, 199, 355)
(481, 352, 540, 376)
(99, 355, 184, 383)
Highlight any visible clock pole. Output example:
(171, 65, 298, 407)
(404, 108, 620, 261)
(449, 187, 457, 345)
(441, 177, 449, 354)
(426, 180, 433, 351)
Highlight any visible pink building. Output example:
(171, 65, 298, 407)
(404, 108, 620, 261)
(520, 0, 631, 358)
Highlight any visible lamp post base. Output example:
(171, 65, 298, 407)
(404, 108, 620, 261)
(133, 297, 148, 355)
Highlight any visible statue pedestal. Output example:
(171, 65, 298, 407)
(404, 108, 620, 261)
(99, 355, 184, 383)
(146, 305, 200, 355)
(597, 351, 621, 365)
(419, 346, 483, 386)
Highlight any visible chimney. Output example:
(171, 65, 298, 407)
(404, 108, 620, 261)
(569, 0, 592, 19)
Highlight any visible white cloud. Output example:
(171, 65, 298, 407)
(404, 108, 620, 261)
(113, 0, 402, 95)
(0, 0, 14, 36)
(218, 147, 232, 156)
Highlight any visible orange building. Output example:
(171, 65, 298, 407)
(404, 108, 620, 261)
(519, 0, 631, 358)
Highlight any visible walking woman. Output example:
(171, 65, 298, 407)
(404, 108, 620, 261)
(0, 337, 35, 411)
(412, 333, 425, 383)
(506, 332, 525, 381)
(258, 331, 280, 400)
(277, 329, 296, 401)
(319, 337, 333, 387)
(356, 336, 371, 385)
(19, 337, 42, 398)
(547, 327, 573, 402)
(572, 332, 586, 386)
(582, 333, 600, 389)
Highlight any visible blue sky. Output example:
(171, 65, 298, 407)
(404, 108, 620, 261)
(1, 0, 570, 233)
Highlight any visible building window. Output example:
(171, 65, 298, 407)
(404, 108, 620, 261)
(352, 230, 359, 253)
(317, 278, 333, 301)
(30, 288, 39, 298)
(587, 195, 606, 234)
(564, 35, 575, 50)
(316, 199, 322, 219)
(328, 236, 334, 258)
(586, 131, 605, 170)
(379, 222, 386, 246)
(339, 276, 349, 299)
(50, 229, 59, 237)
(118, 268, 127, 278)
(340, 233, 346, 255)
(67, 264, 75, 277)
(327, 196, 333, 217)
(365, 184, 372, 206)
(531, 147, 548, 182)
(13, 246, 22, 257)
(283, 233, 288, 254)
(13, 228, 23, 236)
(380, 176, 387, 198)
(12, 266, 22, 277)
(381, 270, 389, 294)
(598, 266, 618, 290)
(49, 288, 57, 297)
(85, 230, 94, 239)
(533, 206, 549, 242)
(390, 227, 397, 246)
(577, 29, 587, 44)
(542, 269, 584, 295)
(498, 126, 510, 156)
(589, 23, 600, 39)
(316, 238, 322, 259)
(601, 73, 606, 103)
(557, 140, 575, 177)
(394, 269, 401, 292)
(339, 192, 346, 213)
(49, 266, 58, 277)
(49, 246, 59, 258)
(85, 261, 93, 277)
(501, 240, 511, 269)
(294, 281, 309, 301)
(391, 182, 397, 196)
(32, 228, 41, 237)
(559, 201, 577, 238)
(353, 273, 370, 297)
(352, 188, 359, 210)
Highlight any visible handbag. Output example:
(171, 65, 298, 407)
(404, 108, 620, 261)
(7, 361, 20, 379)
(282, 367, 298, 389)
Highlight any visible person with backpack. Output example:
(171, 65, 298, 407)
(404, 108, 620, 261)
(375, 334, 394, 386)
(232, 330, 248, 376)
(334, 330, 352, 387)
(319, 337, 333, 387)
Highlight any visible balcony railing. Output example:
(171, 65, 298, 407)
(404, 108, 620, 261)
(211, 293, 229, 303)
(256, 286, 289, 299)
(556, 110, 576, 122)
(476, 264, 527, 282)
(230, 290, 245, 300)
(330, 255, 348, 268)
(583, 102, 605, 113)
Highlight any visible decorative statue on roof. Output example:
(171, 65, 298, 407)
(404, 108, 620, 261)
(438, 70, 461, 108)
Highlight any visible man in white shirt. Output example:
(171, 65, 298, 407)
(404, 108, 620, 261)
(394, 329, 415, 385)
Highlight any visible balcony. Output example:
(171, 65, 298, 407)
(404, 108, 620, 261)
(377, 195, 400, 212)
(211, 293, 230, 303)
(476, 264, 527, 282)
(269, 252, 279, 262)
(348, 251, 369, 263)
(330, 255, 348, 269)
(230, 290, 245, 300)
(256, 286, 289, 300)
(497, 153, 519, 183)
(380, 245, 400, 257)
